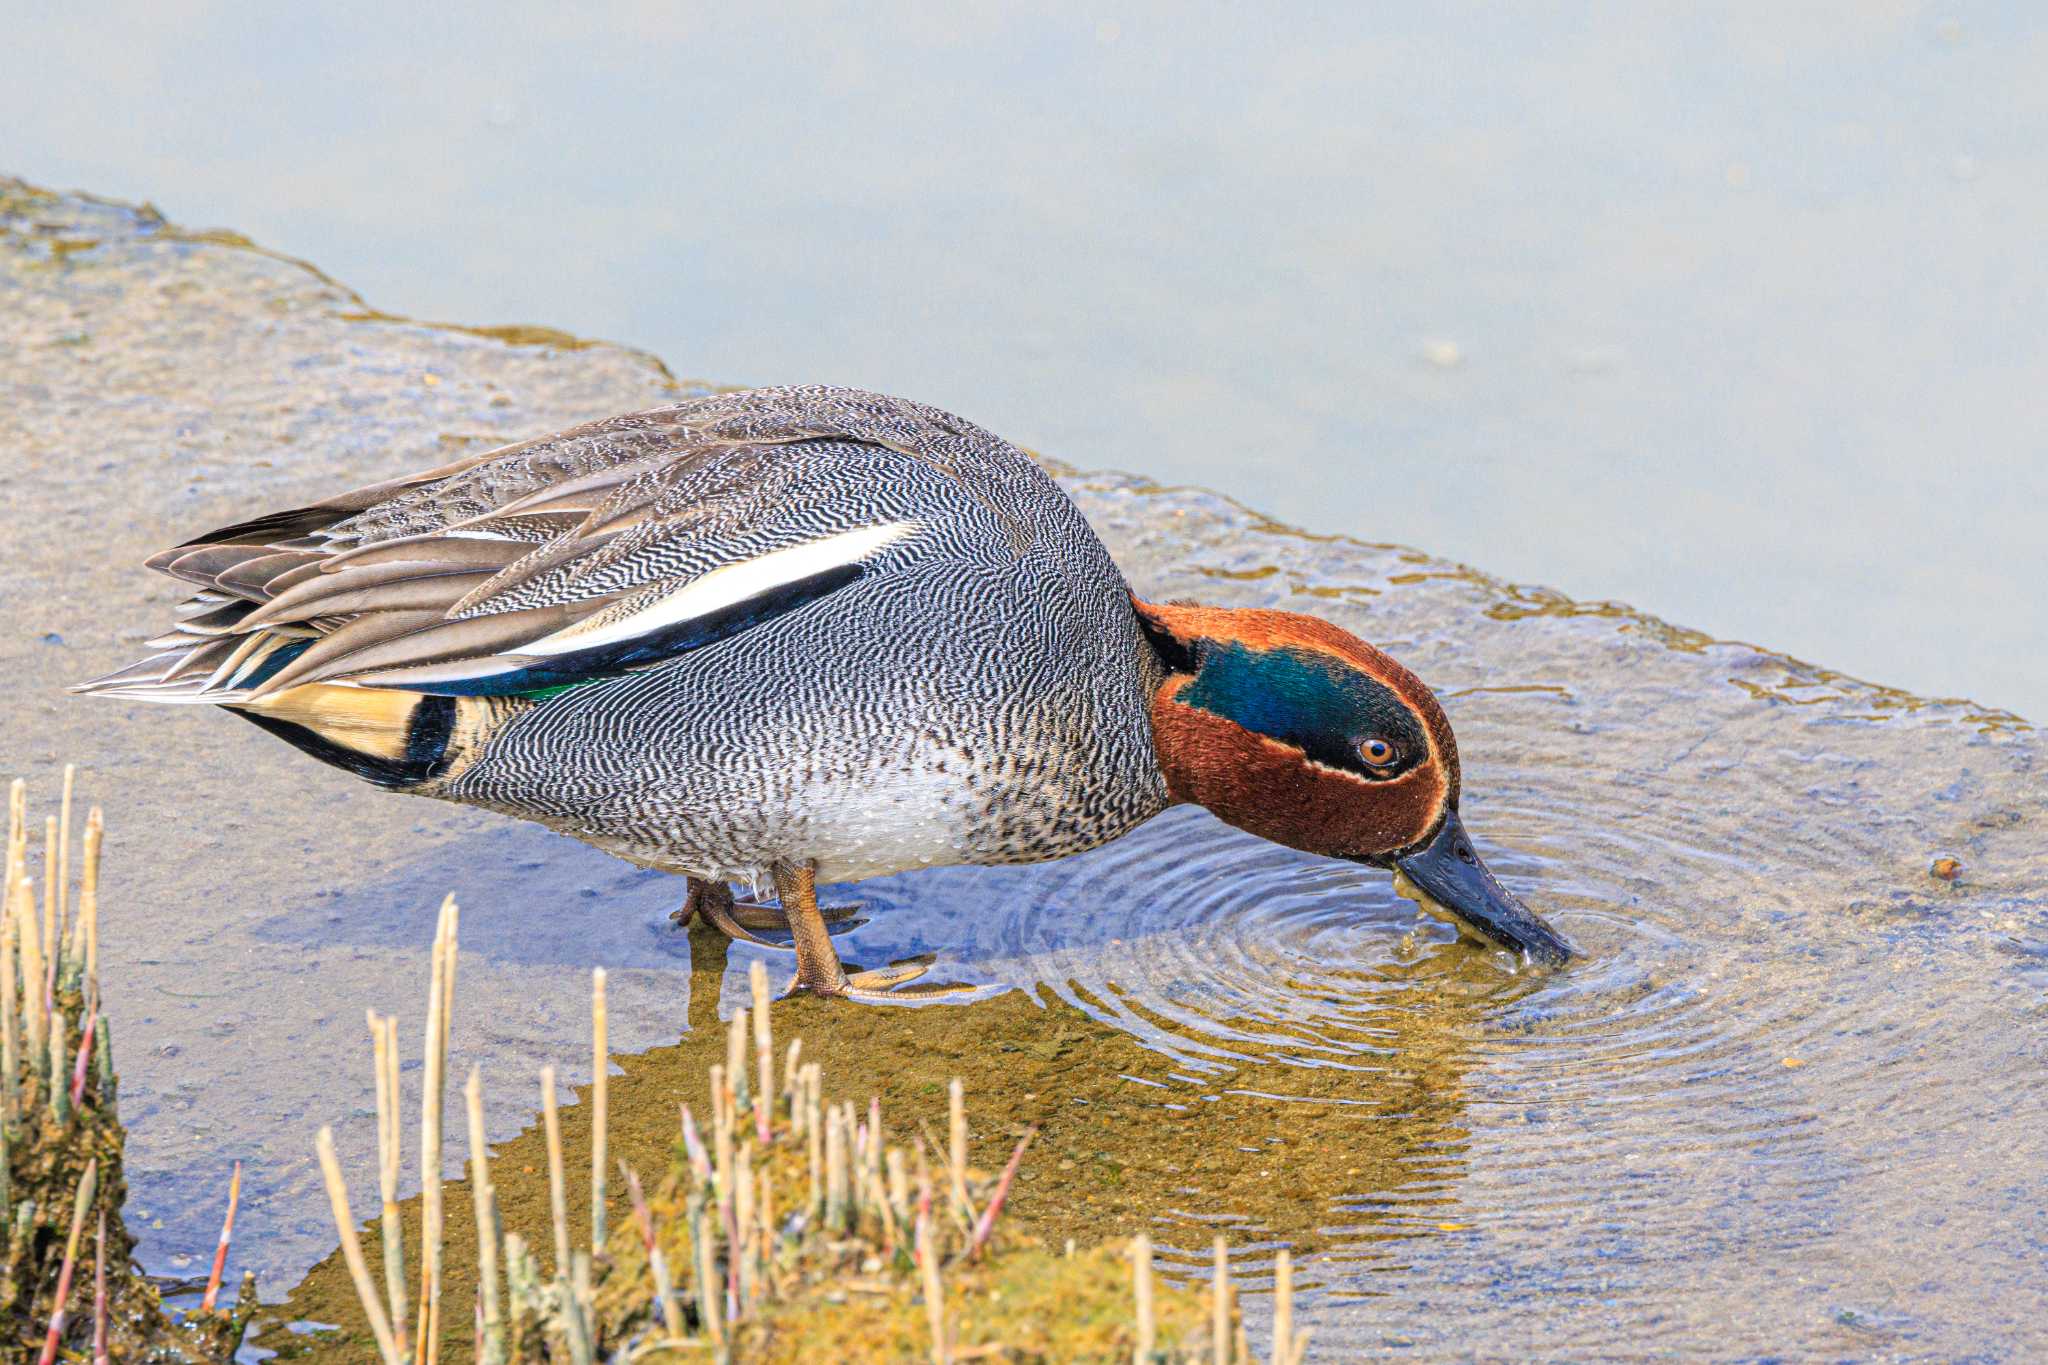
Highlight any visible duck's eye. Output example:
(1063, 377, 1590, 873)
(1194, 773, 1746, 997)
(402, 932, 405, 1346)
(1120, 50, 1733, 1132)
(1360, 737, 1398, 767)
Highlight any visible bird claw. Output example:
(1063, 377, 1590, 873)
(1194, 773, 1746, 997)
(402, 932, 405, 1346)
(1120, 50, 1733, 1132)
(781, 953, 977, 1002)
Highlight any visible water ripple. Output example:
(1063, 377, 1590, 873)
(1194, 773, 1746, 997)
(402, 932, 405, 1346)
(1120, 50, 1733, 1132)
(840, 695, 2048, 1358)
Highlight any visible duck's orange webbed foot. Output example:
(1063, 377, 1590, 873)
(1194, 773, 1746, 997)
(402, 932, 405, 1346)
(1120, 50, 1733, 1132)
(767, 864, 974, 1001)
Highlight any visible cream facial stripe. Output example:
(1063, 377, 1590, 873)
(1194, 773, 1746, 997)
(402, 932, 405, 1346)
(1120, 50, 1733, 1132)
(521, 520, 924, 658)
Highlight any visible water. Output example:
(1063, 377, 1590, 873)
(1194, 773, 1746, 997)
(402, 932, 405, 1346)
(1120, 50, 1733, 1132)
(6, 3, 2046, 719)
(6, 183, 2046, 1359)
(819, 479, 2047, 1356)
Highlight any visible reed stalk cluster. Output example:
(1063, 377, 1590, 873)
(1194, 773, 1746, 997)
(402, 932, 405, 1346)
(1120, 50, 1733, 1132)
(4, 770, 1302, 1361)
(2, 771, 251, 1361)
(320, 921, 1281, 1362)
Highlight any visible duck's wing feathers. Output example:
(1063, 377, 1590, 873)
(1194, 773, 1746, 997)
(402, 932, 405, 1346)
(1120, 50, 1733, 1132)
(74, 386, 1017, 705)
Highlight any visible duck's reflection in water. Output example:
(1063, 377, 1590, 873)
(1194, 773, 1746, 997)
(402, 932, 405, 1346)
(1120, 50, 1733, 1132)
(278, 819, 1512, 1341)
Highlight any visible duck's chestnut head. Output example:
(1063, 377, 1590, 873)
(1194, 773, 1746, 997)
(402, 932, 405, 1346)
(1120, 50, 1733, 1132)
(1135, 598, 1572, 966)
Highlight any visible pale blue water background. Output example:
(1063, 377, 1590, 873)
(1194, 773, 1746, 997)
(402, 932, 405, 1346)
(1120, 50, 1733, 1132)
(8, 3, 2044, 716)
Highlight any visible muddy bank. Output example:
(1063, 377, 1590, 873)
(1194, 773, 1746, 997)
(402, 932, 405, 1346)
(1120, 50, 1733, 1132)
(5, 179, 2045, 1359)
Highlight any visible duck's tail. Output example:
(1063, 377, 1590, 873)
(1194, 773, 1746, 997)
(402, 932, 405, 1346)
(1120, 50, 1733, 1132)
(73, 641, 480, 791)
(69, 601, 314, 705)
(69, 474, 510, 789)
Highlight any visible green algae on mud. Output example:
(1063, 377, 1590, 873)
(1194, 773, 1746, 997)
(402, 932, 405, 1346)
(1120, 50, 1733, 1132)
(8, 176, 2048, 1360)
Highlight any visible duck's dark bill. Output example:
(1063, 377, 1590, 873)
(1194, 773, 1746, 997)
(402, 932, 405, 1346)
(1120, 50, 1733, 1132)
(1387, 811, 1573, 966)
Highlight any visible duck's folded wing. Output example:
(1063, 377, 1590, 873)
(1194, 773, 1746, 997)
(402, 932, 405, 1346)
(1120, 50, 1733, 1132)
(71, 387, 991, 704)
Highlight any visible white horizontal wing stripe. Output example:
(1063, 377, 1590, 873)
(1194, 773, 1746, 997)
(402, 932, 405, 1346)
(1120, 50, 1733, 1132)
(521, 519, 923, 658)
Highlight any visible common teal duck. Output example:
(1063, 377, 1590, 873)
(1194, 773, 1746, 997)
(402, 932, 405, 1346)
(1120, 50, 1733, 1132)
(75, 385, 1571, 996)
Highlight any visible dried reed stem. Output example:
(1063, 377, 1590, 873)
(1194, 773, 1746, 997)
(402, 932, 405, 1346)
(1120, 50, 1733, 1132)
(79, 807, 101, 997)
(91, 1016, 110, 1105)
(756, 1163, 776, 1294)
(48, 1004, 68, 1124)
(369, 1011, 408, 1343)
(679, 1104, 710, 1182)
(690, 1202, 723, 1347)
(55, 765, 72, 948)
(888, 1146, 911, 1225)
(2, 879, 17, 979)
(42, 816, 57, 973)
(735, 1144, 758, 1308)
(917, 1210, 948, 1365)
(67, 994, 97, 1109)
(19, 875, 46, 1058)
(565, 1250, 597, 1365)
(503, 1233, 536, 1345)
(36, 1157, 96, 1365)
(199, 1160, 242, 1313)
(540, 1064, 571, 1279)
(782, 1038, 803, 1132)
(806, 1072, 823, 1219)
(946, 1078, 977, 1231)
(914, 1140, 935, 1234)
(1211, 1237, 1229, 1365)
(1131, 1233, 1156, 1364)
(712, 1064, 736, 1214)
(93, 1209, 109, 1365)
(2, 911, 17, 1126)
(726, 1006, 748, 1114)
(716, 1070, 739, 1322)
(864, 1096, 883, 1223)
(315, 1127, 403, 1365)
(418, 895, 458, 1365)
(825, 1104, 849, 1232)
(843, 1100, 861, 1222)
(751, 961, 773, 1145)
(590, 967, 608, 1252)
(623, 1164, 685, 1338)
(3, 789, 20, 1003)
(969, 1124, 1037, 1257)
(1272, 1247, 1293, 1365)
(465, 1066, 504, 1363)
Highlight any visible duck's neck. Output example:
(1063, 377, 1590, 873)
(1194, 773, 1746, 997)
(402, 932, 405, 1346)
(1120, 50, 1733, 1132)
(1147, 674, 1217, 806)
(1133, 598, 1264, 809)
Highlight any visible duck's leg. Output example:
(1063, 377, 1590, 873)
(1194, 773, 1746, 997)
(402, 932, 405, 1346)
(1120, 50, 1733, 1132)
(774, 863, 849, 994)
(726, 898, 865, 935)
(772, 861, 938, 1000)
(678, 876, 787, 950)
(677, 876, 862, 949)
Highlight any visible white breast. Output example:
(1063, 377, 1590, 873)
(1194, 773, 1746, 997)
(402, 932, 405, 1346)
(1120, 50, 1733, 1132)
(794, 762, 981, 884)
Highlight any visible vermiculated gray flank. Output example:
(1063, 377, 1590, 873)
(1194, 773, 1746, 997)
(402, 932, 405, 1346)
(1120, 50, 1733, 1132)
(83, 384, 1172, 887)
(433, 387, 1172, 882)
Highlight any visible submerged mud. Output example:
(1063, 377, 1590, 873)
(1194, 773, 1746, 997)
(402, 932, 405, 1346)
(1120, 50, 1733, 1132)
(4, 179, 2045, 1359)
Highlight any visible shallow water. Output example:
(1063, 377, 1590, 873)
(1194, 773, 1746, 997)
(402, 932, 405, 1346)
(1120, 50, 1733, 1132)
(5, 182, 2046, 1359)
(11, 3, 2048, 719)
